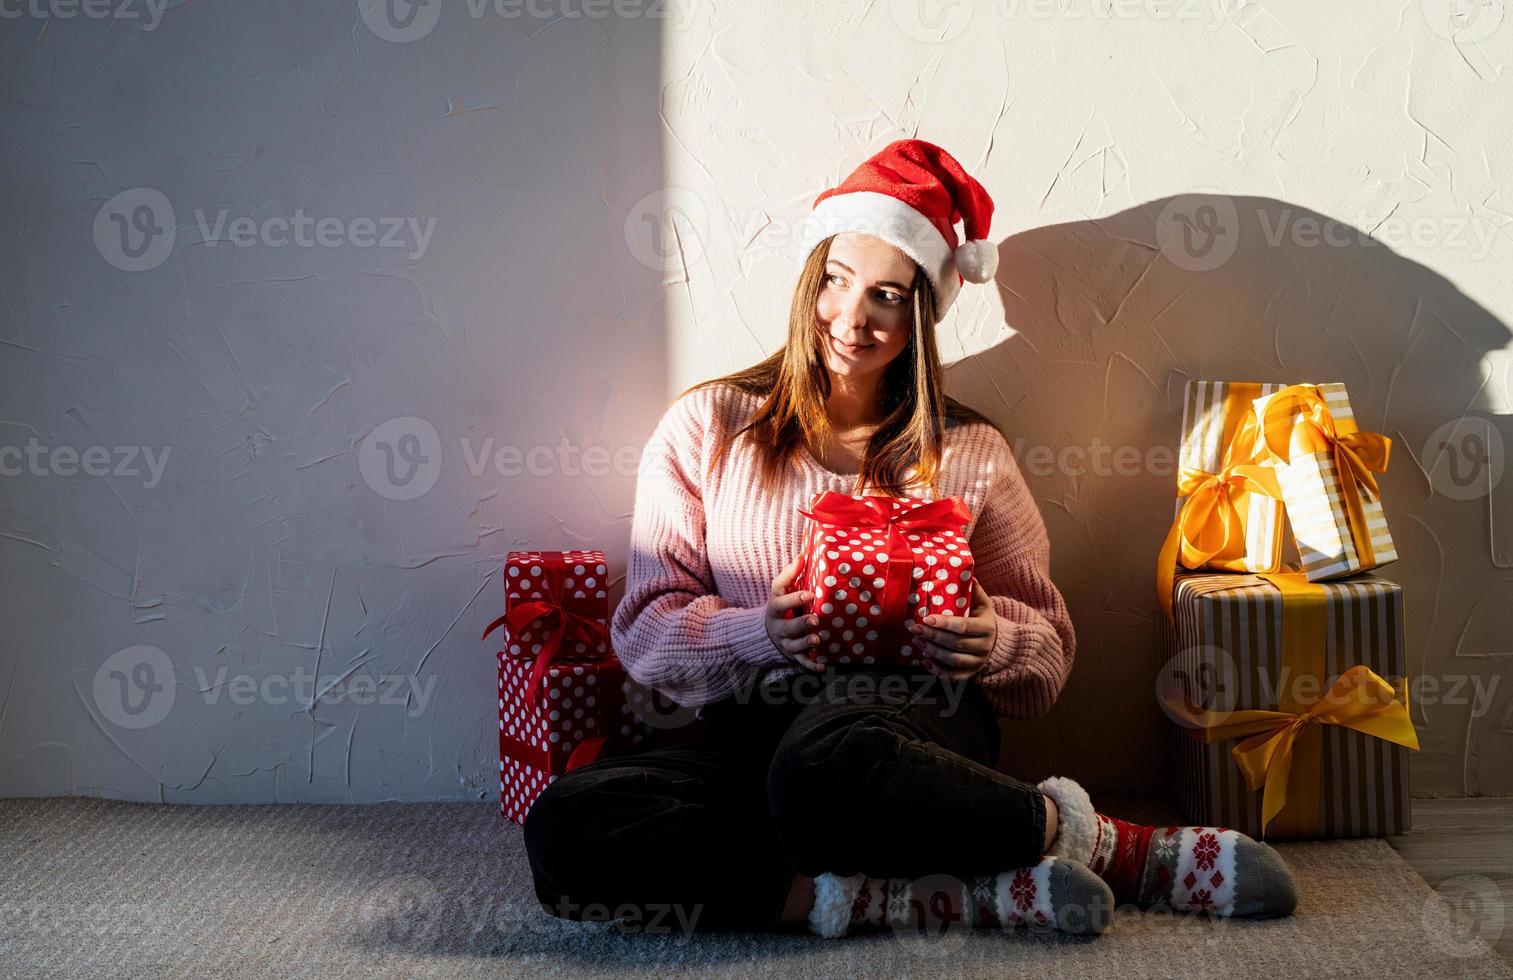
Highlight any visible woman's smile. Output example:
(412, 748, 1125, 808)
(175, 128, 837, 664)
(830, 335, 873, 356)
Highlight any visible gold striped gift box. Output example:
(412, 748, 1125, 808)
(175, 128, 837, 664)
(1161, 568, 1413, 839)
(1175, 381, 1288, 573)
(1252, 382, 1397, 581)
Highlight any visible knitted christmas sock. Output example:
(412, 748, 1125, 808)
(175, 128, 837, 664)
(805, 857, 1113, 939)
(1037, 775, 1298, 918)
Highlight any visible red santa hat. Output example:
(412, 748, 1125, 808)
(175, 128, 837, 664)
(797, 138, 997, 316)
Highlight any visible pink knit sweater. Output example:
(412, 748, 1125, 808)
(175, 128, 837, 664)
(609, 384, 1076, 719)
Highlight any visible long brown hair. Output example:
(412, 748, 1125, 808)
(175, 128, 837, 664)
(680, 234, 1005, 497)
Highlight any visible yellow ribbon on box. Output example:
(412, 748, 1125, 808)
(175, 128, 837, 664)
(1157, 392, 1283, 621)
(1160, 570, 1421, 838)
(1258, 384, 1392, 571)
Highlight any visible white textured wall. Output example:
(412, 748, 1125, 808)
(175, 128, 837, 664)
(0, 1, 668, 802)
(655, 0, 1513, 798)
(1, 0, 1509, 803)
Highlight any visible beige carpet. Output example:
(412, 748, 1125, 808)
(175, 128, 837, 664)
(1, 796, 1509, 979)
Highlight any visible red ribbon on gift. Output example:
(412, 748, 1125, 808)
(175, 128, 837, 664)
(796, 494, 974, 644)
(500, 728, 608, 779)
(482, 555, 612, 713)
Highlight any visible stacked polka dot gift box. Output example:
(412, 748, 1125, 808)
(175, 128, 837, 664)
(789, 491, 976, 669)
(482, 550, 651, 824)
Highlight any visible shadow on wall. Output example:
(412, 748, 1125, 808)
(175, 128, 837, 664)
(959, 194, 1511, 798)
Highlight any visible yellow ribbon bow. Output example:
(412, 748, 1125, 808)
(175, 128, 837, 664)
(1162, 662, 1420, 835)
(1157, 408, 1283, 620)
(1259, 384, 1391, 569)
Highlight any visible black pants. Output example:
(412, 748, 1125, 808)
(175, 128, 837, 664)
(521, 666, 1049, 932)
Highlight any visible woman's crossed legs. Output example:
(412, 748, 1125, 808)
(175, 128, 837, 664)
(522, 667, 1064, 934)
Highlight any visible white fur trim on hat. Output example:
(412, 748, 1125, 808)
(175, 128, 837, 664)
(1037, 775, 1098, 866)
(807, 872, 864, 939)
(954, 239, 997, 283)
(798, 191, 962, 314)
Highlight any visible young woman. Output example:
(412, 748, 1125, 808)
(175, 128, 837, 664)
(522, 140, 1297, 939)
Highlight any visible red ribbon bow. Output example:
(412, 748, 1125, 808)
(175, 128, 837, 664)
(796, 493, 973, 638)
(482, 558, 612, 713)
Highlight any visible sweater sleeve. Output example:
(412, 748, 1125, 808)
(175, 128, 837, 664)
(967, 433, 1077, 719)
(610, 390, 792, 707)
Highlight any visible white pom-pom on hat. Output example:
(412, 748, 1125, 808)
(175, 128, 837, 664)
(954, 239, 998, 283)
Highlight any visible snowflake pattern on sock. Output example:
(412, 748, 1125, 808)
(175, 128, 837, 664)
(1169, 827, 1239, 915)
(849, 880, 874, 926)
(968, 874, 999, 927)
(994, 860, 1055, 926)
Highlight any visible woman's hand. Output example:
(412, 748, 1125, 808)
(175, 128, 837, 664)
(766, 555, 824, 671)
(908, 578, 998, 682)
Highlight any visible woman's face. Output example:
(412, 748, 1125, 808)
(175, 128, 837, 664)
(814, 233, 917, 382)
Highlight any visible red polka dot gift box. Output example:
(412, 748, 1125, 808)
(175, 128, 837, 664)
(482, 550, 653, 825)
(788, 491, 976, 670)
